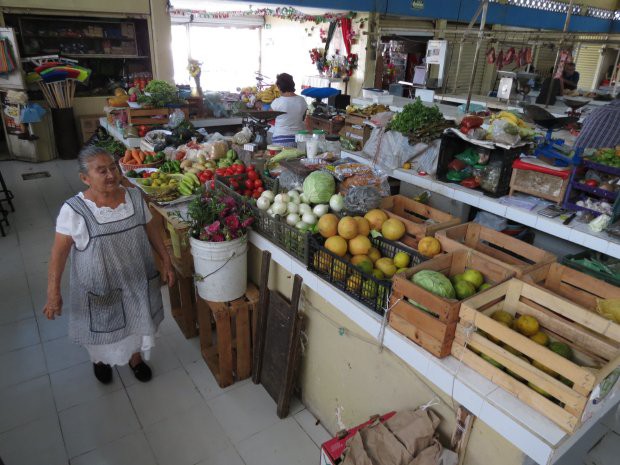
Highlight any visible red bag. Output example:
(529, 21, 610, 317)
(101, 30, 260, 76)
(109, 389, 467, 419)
(460, 115, 484, 129)
(486, 47, 496, 64)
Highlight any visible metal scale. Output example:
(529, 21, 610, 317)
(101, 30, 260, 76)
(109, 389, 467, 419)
(497, 71, 537, 102)
(239, 109, 284, 150)
(524, 105, 579, 166)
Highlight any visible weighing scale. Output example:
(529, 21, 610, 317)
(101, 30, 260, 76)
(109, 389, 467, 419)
(497, 71, 537, 102)
(560, 96, 591, 117)
(523, 105, 579, 166)
(239, 110, 285, 150)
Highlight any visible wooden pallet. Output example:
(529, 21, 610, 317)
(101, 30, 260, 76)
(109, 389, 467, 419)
(128, 107, 189, 126)
(435, 222, 556, 276)
(452, 279, 620, 432)
(197, 284, 260, 388)
(389, 249, 515, 358)
(380, 195, 460, 248)
(525, 262, 620, 336)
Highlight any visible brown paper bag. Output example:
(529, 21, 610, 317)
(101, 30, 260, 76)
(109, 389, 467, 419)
(360, 421, 411, 465)
(384, 409, 441, 457)
(407, 439, 442, 465)
(342, 431, 374, 465)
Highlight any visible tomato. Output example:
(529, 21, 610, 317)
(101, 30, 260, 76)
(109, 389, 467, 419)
(204, 170, 213, 179)
(247, 170, 258, 181)
(245, 179, 255, 189)
(254, 179, 263, 188)
(234, 164, 245, 173)
(252, 191, 261, 199)
(243, 189, 252, 197)
(584, 179, 599, 187)
(215, 168, 227, 176)
(225, 168, 234, 176)
(230, 180, 239, 190)
(255, 186, 264, 195)
(247, 164, 255, 171)
(142, 171, 151, 178)
(209, 180, 215, 190)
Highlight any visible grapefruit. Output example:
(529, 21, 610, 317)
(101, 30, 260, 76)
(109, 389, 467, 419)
(417, 237, 441, 257)
(530, 332, 550, 346)
(349, 235, 372, 256)
(461, 269, 484, 289)
(364, 209, 388, 230)
(479, 283, 492, 291)
(381, 218, 406, 241)
(375, 257, 397, 278)
(318, 214, 339, 238)
(491, 310, 514, 326)
(393, 252, 410, 269)
(515, 315, 539, 336)
(354, 216, 370, 236)
(325, 236, 348, 257)
(337, 216, 359, 240)
(372, 269, 385, 280)
(367, 247, 381, 263)
(455, 280, 476, 300)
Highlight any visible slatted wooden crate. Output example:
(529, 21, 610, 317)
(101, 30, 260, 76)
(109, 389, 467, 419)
(435, 222, 556, 276)
(452, 279, 620, 432)
(389, 249, 515, 358)
(128, 107, 189, 126)
(196, 284, 260, 388)
(380, 195, 461, 249)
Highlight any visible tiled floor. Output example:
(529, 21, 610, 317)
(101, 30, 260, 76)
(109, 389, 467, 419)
(0, 159, 330, 465)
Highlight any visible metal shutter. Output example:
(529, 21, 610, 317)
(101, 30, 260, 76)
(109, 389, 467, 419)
(442, 36, 490, 94)
(534, 45, 558, 78)
(574, 45, 603, 91)
(378, 17, 435, 34)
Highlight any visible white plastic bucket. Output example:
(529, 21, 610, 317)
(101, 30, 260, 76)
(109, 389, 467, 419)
(190, 235, 248, 302)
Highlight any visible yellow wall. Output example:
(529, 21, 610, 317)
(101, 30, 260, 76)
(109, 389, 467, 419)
(247, 246, 525, 465)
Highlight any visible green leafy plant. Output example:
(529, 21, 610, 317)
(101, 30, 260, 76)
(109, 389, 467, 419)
(388, 98, 444, 134)
(137, 80, 185, 107)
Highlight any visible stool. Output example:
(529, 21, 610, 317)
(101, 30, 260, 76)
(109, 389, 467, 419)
(197, 284, 260, 388)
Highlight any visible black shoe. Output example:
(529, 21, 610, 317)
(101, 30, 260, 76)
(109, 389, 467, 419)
(93, 362, 113, 384)
(129, 361, 152, 382)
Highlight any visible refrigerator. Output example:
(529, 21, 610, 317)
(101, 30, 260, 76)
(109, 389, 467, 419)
(0, 27, 57, 162)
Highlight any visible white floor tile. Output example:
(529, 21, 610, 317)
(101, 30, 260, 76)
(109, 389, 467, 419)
(185, 359, 251, 401)
(195, 446, 246, 465)
(50, 361, 123, 412)
(0, 375, 56, 434)
(294, 409, 332, 448)
(59, 389, 141, 458)
(43, 337, 90, 373)
(0, 317, 40, 354)
(0, 344, 47, 389)
(70, 431, 157, 465)
(126, 367, 204, 427)
(207, 381, 281, 444)
(162, 330, 203, 367)
(36, 313, 69, 342)
(145, 402, 230, 465)
(236, 417, 319, 465)
(116, 336, 181, 387)
(0, 296, 35, 325)
(0, 414, 68, 465)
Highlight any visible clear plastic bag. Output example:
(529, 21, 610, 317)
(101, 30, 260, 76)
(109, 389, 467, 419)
(232, 127, 252, 145)
(168, 108, 186, 129)
(344, 186, 383, 215)
(479, 160, 503, 193)
(278, 168, 306, 192)
(489, 119, 520, 146)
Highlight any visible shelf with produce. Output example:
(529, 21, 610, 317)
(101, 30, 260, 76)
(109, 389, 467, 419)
(247, 231, 618, 465)
(341, 150, 620, 259)
(569, 181, 617, 202)
(99, 117, 141, 149)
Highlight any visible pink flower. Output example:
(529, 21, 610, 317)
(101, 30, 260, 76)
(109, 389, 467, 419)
(221, 196, 236, 209)
(211, 234, 225, 242)
(206, 221, 221, 234)
(241, 217, 254, 228)
(225, 215, 240, 231)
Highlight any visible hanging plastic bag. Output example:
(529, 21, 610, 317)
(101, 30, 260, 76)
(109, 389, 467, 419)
(167, 108, 186, 129)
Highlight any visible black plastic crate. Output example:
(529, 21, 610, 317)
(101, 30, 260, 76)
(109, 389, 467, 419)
(307, 235, 427, 316)
(436, 131, 522, 198)
(561, 251, 620, 287)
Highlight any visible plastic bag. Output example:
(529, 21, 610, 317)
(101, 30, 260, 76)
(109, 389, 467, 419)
(369, 111, 394, 128)
(344, 186, 383, 215)
(474, 211, 507, 231)
(168, 108, 186, 129)
(455, 147, 489, 166)
(232, 127, 252, 145)
(278, 168, 306, 192)
(479, 160, 503, 193)
(331, 163, 376, 181)
(363, 128, 421, 171)
(489, 119, 520, 146)
(407, 140, 441, 175)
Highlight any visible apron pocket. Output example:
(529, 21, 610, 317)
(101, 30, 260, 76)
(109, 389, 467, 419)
(148, 273, 163, 319)
(88, 289, 126, 333)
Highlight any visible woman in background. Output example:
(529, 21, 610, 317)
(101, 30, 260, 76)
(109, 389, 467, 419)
(270, 73, 308, 147)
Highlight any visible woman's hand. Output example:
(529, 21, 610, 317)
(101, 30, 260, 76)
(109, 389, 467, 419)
(163, 261, 176, 288)
(43, 293, 63, 320)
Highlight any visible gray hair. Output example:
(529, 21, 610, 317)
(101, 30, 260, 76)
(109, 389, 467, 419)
(78, 146, 115, 174)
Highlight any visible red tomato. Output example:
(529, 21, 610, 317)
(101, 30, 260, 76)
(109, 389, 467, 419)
(243, 189, 252, 197)
(255, 186, 264, 195)
(252, 191, 261, 199)
(247, 164, 255, 171)
(225, 169, 234, 176)
(234, 164, 245, 173)
(142, 171, 150, 178)
(230, 180, 239, 190)
(254, 179, 263, 188)
(247, 170, 258, 181)
(209, 181, 215, 189)
(244, 179, 254, 189)
(215, 168, 227, 176)
(204, 170, 213, 179)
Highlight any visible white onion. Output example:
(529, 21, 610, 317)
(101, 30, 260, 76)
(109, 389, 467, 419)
(299, 193, 309, 204)
(261, 190, 275, 201)
(274, 193, 290, 204)
(287, 202, 299, 214)
(287, 190, 301, 204)
(329, 194, 345, 212)
(272, 201, 287, 216)
(256, 196, 271, 211)
(298, 203, 312, 215)
(302, 212, 317, 225)
(295, 221, 310, 231)
(313, 204, 329, 217)
(286, 213, 300, 226)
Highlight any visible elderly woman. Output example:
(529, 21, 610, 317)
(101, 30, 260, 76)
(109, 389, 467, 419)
(270, 73, 308, 147)
(43, 146, 175, 384)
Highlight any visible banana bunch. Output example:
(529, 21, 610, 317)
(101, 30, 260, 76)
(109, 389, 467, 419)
(178, 173, 200, 196)
(492, 110, 528, 128)
(256, 85, 280, 103)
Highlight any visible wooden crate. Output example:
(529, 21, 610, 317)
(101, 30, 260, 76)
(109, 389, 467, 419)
(509, 167, 571, 204)
(389, 249, 515, 358)
(197, 284, 260, 388)
(435, 222, 556, 276)
(452, 279, 620, 432)
(380, 195, 461, 248)
(525, 262, 620, 321)
(168, 268, 198, 339)
(128, 107, 189, 126)
(342, 114, 372, 146)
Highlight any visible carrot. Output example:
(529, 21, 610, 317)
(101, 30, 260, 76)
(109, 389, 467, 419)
(130, 150, 140, 164)
(139, 150, 146, 163)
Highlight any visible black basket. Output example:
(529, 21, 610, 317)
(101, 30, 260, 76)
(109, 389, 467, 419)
(561, 251, 620, 287)
(307, 235, 427, 316)
(436, 131, 522, 198)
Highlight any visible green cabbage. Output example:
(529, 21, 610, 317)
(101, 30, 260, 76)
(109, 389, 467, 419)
(412, 270, 455, 299)
(303, 171, 335, 204)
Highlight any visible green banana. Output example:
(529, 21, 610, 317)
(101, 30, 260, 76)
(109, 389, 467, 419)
(187, 173, 200, 186)
(178, 184, 192, 196)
